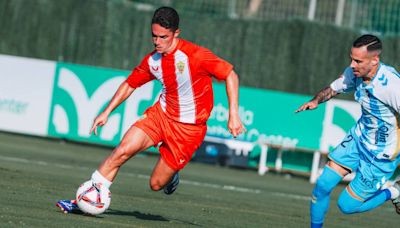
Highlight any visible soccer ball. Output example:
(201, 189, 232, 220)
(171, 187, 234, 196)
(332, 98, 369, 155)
(76, 180, 111, 215)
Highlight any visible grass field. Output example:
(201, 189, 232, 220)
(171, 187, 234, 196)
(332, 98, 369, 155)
(0, 131, 398, 227)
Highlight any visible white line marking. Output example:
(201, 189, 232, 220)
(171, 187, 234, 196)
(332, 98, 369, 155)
(272, 192, 310, 201)
(0, 155, 310, 200)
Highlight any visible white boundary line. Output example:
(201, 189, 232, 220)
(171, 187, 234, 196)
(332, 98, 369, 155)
(0, 155, 311, 200)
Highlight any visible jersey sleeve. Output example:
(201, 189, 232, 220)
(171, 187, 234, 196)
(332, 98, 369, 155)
(376, 69, 400, 114)
(197, 47, 233, 80)
(125, 55, 155, 88)
(330, 67, 356, 93)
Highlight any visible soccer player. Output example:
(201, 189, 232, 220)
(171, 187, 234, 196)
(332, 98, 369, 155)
(296, 34, 400, 227)
(56, 6, 245, 213)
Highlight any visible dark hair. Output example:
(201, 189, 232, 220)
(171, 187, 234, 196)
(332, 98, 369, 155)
(353, 34, 382, 52)
(152, 7, 179, 32)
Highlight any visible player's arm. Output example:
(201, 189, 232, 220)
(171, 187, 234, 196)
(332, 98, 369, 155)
(90, 82, 135, 135)
(296, 67, 355, 113)
(197, 47, 245, 137)
(295, 86, 338, 113)
(225, 70, 246, 137)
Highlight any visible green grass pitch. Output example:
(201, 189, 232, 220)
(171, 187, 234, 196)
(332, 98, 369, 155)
(0, 131, 398, 227)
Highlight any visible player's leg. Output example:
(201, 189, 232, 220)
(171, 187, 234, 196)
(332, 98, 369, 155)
(337, 157, 400, 214)
(93, 104, 163, 186)
(390, 158, 400, 213)
(96, 126, 155, 182)
(311, 131, 359, 228)
(56, 126, 155, 213)
(83, 126, 155, 204)
(392, 179, 400, 214)
(150, 106, 207, 194)
(57, 105, 163, 213)
(337, 185, 392, 214)
(310, 161, 348, 228)
(149, 156, 178, 192)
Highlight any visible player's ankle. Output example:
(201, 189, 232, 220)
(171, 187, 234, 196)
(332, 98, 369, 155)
(91, 170, 112, 189)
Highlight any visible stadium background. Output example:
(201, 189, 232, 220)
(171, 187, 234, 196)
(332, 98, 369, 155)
(1, 0, 400, 227)
(2, 0, 400, 94)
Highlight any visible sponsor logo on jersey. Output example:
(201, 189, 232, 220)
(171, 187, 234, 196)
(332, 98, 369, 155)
(375, 125, 389, 144)
(377, 74, 388, 86)
(151, 66, 159, 72)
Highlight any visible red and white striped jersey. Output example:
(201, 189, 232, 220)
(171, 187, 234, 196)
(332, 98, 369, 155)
(126, 39, 233, 124)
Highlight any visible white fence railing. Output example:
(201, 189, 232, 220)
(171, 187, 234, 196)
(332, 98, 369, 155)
(133, 0, 400, 35)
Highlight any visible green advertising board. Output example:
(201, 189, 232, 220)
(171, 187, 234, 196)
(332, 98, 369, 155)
(48, 62, 162, 146)
(46, 61, 361, 173)
(208, 83, 326, 150)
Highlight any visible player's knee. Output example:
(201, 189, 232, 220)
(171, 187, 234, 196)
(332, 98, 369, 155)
(337, 199, 357, 214)
(111, 145, 134, 165)
(313, 166, 342, 198)
(337, 190, 360, 214)
(313, 176, 334, 197)
(149, 177, 163, 191)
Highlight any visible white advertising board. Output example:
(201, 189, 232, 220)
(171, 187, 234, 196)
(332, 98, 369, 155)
(0, 55, 56, 136)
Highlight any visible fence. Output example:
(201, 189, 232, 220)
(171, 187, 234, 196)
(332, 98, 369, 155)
(2, 0, 400, 96)
(132, 0, 400, 35)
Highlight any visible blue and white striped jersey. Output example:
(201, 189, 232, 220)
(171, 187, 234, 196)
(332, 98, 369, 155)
(330, 63, 400, 160)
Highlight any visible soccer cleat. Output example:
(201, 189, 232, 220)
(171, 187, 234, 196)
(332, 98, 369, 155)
(392, 180, 400, 214)
(56, 199, 81, 214)
(163, 172, 179, 195)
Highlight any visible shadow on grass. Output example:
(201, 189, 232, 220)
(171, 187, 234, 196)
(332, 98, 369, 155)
(106, 209, 169, 221)
(55, 208, 107, 218)
(55, 206, 169, 221)
(106, 209, 202, 226)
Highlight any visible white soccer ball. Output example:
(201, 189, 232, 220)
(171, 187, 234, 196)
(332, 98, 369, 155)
(76, 180, 111, 215)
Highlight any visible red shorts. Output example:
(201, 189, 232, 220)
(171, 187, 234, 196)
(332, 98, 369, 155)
(134, 103, 207, 171)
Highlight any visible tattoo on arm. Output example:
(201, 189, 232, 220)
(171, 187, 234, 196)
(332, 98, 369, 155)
(312, 86, 337, 104)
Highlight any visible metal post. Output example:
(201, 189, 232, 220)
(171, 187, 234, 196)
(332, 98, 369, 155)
(335, 0, 346, 26)
(275, 147, 283, 172)
(228, 0, 239, 19)
(310, 151, 321, 183)
(308, 0, 317, 21)
(258, 144, 269, 175)
(349, 0, 358, 28)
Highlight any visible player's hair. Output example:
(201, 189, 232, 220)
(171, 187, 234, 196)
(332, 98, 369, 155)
(152, 7, 179, 32)
(353, 34, 382, 53)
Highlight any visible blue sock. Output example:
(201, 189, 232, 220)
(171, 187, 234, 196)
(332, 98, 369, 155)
(311, 222, 323, 228)
(310, 166, 343, 226)
(337, 187, 391, 214)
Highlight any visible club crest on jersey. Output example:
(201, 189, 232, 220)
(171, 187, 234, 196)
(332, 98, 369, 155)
(176, 61, 185, 74)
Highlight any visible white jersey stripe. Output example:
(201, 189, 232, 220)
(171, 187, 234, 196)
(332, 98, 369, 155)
(174, 50, 196, 123)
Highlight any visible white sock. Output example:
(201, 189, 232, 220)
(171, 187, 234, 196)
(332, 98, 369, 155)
(91, 170, 112, 189)
(388, 186, 400, 200)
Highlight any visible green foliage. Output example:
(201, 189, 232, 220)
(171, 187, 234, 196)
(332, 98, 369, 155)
(1, 0, 400, 96)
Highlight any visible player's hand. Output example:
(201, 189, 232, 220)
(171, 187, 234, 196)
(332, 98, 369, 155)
(228, 115, 246, 138)
(295, 100, 318, 113)
(89, 113, 108, 136)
